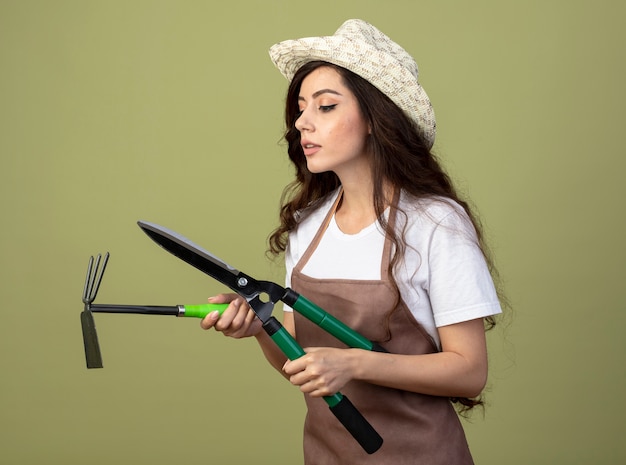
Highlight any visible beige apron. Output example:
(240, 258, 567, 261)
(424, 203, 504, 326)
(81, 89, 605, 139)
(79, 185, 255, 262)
(290, 191, 474, 464)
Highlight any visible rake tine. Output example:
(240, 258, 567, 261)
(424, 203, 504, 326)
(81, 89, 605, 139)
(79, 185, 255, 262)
(87, 253, 102, 303)
(89, 252, 109, 303)
(88, 254, 100, 302)
(82, 255, 94, 305)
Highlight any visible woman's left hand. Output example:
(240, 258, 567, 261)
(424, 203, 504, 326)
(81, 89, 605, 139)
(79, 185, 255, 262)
(282, 347, 357, 397)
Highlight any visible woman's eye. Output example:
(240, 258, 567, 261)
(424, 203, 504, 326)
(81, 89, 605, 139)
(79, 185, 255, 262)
(319, 104, 337, 112)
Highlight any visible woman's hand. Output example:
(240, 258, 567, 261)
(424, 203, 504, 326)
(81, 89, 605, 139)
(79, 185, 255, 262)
(282, 347, 358, 397)
(200, 293, 263, 338)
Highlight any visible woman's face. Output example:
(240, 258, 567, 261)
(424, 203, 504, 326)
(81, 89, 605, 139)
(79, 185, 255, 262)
(295, 66, 371, 178)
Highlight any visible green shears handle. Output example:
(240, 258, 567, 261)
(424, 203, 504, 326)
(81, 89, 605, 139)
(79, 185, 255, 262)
(283, 290, 387, 353)
(262, 316, 383, 454)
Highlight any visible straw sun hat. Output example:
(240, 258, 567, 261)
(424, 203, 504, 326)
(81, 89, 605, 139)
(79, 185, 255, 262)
(269, 19, 436, 148)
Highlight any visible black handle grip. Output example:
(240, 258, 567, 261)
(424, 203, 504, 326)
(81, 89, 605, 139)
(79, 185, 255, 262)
(329, 394, 383, 454)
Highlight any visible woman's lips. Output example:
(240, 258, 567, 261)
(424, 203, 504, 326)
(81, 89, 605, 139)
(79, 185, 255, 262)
(301, 140, 321, 156)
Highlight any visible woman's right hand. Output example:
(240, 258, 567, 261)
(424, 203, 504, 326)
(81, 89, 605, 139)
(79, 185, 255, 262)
(200, 293, 263, 339)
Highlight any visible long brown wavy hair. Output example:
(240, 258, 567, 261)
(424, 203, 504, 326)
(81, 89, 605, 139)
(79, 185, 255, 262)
(268, 60, 502, 412)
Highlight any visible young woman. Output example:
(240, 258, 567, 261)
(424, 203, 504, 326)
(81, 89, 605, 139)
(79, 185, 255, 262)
(201, 19, 503, 464)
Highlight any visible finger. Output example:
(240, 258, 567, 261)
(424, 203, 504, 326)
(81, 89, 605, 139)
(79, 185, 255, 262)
(200, 310, 221, 330)
(283, 354, 312, 376)
(213, 299, 241, 331)
(307, 387, 332, 398)
(293, 376, 330, 397)
(282, 358, 300, 375)
(287, 370, 309, 388)
(229, 301, 253, 329)
(244, 308, 257, 326)
(282, 348, 319, 373)
(208, 293, 239, 304)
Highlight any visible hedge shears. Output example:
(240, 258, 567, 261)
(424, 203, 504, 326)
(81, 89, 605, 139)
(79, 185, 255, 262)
(137, 220, 385, 454)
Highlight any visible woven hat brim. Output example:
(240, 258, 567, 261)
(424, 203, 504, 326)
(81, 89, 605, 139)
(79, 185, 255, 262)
(269, 35, 436, 148)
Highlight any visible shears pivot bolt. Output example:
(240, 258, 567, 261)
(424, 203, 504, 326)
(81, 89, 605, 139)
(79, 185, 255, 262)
(237, 277, 248, 287)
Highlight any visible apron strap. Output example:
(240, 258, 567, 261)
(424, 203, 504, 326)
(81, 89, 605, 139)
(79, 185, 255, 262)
(294, 188, 344, 273)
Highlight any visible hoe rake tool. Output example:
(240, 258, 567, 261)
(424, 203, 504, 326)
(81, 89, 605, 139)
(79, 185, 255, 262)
(79, 252, 227, 369)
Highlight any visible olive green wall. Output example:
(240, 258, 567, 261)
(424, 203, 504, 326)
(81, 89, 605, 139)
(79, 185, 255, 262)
(1, 1, 624, 463)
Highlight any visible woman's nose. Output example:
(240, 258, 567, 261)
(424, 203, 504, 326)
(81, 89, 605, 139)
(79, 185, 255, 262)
(295, 108, 313, 132)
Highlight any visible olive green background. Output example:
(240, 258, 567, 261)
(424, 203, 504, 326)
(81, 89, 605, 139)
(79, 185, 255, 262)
(1, 1, 624, 463)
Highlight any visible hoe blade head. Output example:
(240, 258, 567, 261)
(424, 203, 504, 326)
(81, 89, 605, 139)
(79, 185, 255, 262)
(81, 309, 103, 369)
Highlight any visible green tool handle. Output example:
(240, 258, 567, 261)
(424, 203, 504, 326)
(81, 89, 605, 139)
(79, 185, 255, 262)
(262, 316, 383, 454)
(89, 303, 228, 318)
(180, 303, 229, 318)
(283, 289, 387, 353)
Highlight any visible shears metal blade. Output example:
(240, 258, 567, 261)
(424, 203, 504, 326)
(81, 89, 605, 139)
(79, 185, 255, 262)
(138, 220, 282, 323)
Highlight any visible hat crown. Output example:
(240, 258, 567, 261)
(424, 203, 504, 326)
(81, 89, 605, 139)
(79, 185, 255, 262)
(336, 20, 419, 80)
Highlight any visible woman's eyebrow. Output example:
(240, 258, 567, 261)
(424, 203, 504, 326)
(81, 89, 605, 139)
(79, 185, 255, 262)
(298, 89, 343, 102)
